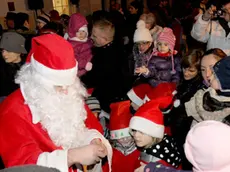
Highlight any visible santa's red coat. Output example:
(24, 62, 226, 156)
(0, 89, 103, 169)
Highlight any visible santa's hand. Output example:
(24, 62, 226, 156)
(67, 144, 107, 167)
(134, 162, 146, 172)
(91, 138, 108, 155)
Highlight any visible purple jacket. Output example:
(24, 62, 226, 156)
(67, 13, 93, 76)
(144, 54, 181, 87)
(68, 39, 93, 76)
(144, 162, 191, 172)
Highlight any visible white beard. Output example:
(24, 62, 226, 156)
(15, 64, 89, 149)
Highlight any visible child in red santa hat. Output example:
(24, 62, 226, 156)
(127, 83, 152, 115)
(129, 96, 182, 171)
(67, 13, 93, 77)
(135, 27, 181, 87)
(143, 82, 177, 135)
(108, 100, 140, 172)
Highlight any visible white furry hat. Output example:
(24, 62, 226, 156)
(133, 20, 153, 43)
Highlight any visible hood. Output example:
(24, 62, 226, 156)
(68, 13, 88, 38)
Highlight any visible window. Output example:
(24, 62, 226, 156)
(53, 0, 70, 15)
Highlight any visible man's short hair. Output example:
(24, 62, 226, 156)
(93, 19, 115, 41)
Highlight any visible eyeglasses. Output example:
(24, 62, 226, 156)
(136, 42, 150, 46)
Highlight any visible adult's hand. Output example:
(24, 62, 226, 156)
(67, 144, 107, 167)
(202, 5, 217, 21)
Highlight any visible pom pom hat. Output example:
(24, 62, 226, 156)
(184, 121, 230, 172)
(110, 100, 132, 140)
(133, 20, 153, 43)
(26, 34, 78, 86)
(129, 96, 173, 139)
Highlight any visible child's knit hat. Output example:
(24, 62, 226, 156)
(85, 96, 101, 114)
(212, 55, 230, 92)
(133, 20, 153, 43)
(37, 14, 50, 25)
(156, 27, 176, 53)
(184, 120, 230, 172)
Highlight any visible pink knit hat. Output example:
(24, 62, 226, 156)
(184, 120, 230, 172)
(156, 27, 176, 52)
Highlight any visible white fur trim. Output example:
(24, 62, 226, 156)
(68, 36, 87, 42)
(129, 116, 164, 139)
(143, 95, 150, 104)
(31, 55, 77, 86)
(127, 89, 144, 106)
(37, 150, 68, 172)
(110, 127, 130, 140)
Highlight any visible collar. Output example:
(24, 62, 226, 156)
(113, 141, 137, 156)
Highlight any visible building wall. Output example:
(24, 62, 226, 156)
(0, 0, 54, 29)
(0, 0, 103, 29)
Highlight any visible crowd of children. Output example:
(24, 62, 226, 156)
(1, 0, 230, 171)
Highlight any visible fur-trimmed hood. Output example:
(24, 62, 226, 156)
(185, 87, 230, 127)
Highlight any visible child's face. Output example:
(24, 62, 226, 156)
(117, 136, 134, 148)
(131, 130, 154, 148)
(137, 41, 152, 53)
(76, 30, 87, 40)
(183, 67, 198, 80)
(91, 26, 107, 47)
(157, 41, 170, 53)
(37, 21, 45, 30)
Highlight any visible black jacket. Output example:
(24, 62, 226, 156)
(81, 41, 131, 112)
(0, 54, 26, 97)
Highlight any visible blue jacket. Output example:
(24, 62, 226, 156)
(143, 54, 181, 87)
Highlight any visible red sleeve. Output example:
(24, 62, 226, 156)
(84, 104, 103, 134)
(0, 113, 43, 167)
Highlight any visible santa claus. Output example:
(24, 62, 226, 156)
(0, 34, 112, 172)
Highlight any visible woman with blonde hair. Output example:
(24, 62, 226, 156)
(140, 13, 163, 41)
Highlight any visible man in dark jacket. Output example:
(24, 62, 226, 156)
(0, 32, 27, 101)
(82, 19, 131, 113)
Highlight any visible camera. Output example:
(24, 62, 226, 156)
(213, 9, 225, 18)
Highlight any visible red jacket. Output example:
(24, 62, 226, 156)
(0, 89, 103, 170)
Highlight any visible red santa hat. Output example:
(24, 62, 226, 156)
(110, 100, 132, 140)
(127, 83, 152, 107)
(27, 34, 77, 86)
(129, 96, 173, 139)
(144, 83, 177, 102)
